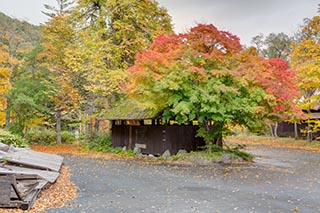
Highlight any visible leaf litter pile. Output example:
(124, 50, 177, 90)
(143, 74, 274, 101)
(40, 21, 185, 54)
(32, 144, 135, 159)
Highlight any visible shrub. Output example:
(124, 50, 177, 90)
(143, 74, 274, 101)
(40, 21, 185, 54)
(0, 129, 29, 148)
(229, 149, 253, 161)
(26, 129, 78, 145)
(206, 144, 223, 153)
(26, 129, 56, 145)
(86, 133, 136, 156)
(87, 133, 112, 152)
(61, 131, 78, 144)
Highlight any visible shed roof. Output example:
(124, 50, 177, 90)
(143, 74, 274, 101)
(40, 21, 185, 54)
(104, 99, 160, 120)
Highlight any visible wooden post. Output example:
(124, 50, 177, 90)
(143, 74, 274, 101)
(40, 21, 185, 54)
(129, 126, 132, 149)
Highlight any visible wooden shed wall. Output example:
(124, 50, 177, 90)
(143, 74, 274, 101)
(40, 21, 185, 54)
(111, 124, 205, 155)
(277, 122, 304, 138)
(277, 122, 320, 139)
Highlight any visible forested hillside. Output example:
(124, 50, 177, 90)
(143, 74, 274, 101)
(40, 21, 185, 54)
(0, 12, 41, 47)
(0, 12, 41, 129)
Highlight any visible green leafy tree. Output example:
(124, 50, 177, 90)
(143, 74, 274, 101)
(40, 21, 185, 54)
(127, 24, 301, 147)
(0, 18, 31, 127)
(250, 32, 296, 136)
(251, 32, 293, 60)
(6, 44, 56, 137)
(0, 12, 41, 127)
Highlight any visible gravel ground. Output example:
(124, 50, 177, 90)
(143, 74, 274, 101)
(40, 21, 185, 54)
(48, 145, 320, 213)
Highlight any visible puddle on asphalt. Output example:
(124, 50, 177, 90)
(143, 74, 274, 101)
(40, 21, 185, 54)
(254, 157, 294, 168)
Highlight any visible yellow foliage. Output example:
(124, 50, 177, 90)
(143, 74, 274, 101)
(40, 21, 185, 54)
(0, 45, 11, 118)
(41, 13, 81, 113)
(0, 112, 5, 126)
(290, 15, 320, 135)
(291, 16, 320, 111)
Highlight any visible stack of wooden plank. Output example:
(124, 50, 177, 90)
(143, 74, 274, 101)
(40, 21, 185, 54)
(0, 143, 63, 210)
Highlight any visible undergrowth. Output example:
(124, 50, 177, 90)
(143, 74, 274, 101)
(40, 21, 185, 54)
(26, 129, 78, 145)
(0, 129, 29, 148)
(86, 133, 136, 157)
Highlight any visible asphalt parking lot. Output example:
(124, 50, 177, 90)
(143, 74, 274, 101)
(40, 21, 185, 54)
(48, 145, 320, 213)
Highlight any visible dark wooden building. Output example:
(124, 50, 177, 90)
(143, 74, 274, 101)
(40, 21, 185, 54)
(105, 101, 205, 155)
(277, 111, 320, 140)
(111, 119, 205, 155)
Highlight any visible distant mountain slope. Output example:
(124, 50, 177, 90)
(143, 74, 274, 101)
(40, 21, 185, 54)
(0, 11, 41, 49)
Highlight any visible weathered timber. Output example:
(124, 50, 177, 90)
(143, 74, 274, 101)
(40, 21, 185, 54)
(0, 146, 63, 172)
(0, 143, 63, 210)
(0, 164, 59, 183)
(0, 175, 12, 204)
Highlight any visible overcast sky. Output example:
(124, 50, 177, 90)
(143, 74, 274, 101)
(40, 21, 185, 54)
(0, 0, 318, 45)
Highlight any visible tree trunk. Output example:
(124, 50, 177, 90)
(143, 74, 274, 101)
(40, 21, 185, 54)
(202, 119, 210, 143)
(307, 130, 312, 142)
(214, 133, 223, 147)
(294, 122, 298, 140)
(89, 118, 93, 136)
(5, 98, 11, 128)
(307, 132, 312, 142)
(203, 120, 224, 148)
(23, 124, 29, 139)
(306, 121, 312, 142)
(274, 122, 278, 137)
(94, 118, 100, 133)
(269, 124, 274, 137)
(6, 63, 14, 129)
(56, 110, 62, 144)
